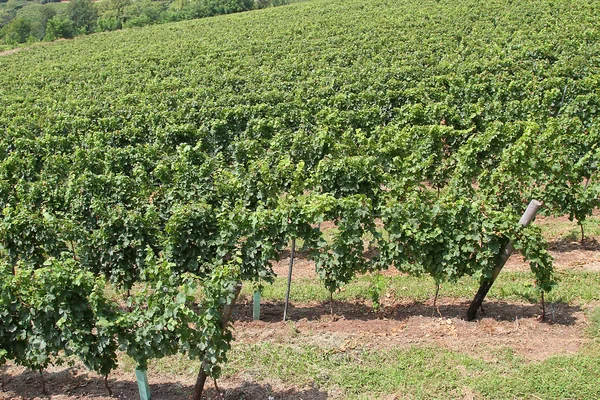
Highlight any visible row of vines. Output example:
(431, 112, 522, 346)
(1, 0, 599, 397)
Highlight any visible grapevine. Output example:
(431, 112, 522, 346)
(1, 0, 599, 397)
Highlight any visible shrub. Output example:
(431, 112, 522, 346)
(68, 0, 98, 33)
(2, 17, 32, 44)
(44, 14, 75, 40)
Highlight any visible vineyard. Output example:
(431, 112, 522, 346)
(1, 0, 600, 398)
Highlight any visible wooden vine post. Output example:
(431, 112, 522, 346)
(466, 200, 543, 321)
(192, 282, 243, 400)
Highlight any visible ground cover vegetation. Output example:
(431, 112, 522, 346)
(3, 254, 600, 399)
(0, 0, 599, 397)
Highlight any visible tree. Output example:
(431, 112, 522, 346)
(44, 15, 76, 41)
(2, 17, 32, 45)
(68, 0, 98, 33)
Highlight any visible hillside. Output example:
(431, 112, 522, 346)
(2, 0, 599, 134)
(1, 0, 600, 399)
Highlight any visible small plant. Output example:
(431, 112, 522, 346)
(587, 307, 600, 339)
(286, 320, 300, 338)
(367, 272, 386, 313)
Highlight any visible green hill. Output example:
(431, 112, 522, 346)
(2, 0, 599, 139)
(0, 0, 598, 310)
(1, 0, 599, 397)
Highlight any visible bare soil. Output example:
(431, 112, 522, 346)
(0, 48, 21, 57)
(0, 370, 326, 400)
(1, 296, 591, 400)
(1, 216, 598, 400)
(233, 297, 587, 362)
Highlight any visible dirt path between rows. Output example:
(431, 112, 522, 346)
(234, 297, 588, 362)
(0, 48, 21, 57)
(271, 243, 600, 280)
(1, 295, 592, 400)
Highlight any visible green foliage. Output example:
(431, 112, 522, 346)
(44, 14, 76, 40)
(2, 0, 600, 391)
(9, 3, 56, 39)
(95, 0, 129, 30)
(1, 16, 31, 44)
(511, 224, 555, 293)
(179, 0, 254, 17)
(0, 205, 67, 267)
(367, 272, 385, 313)
(311, 195, 377, 293)
(2, 0, 294, 46)
(67, 0, 97, 33)
(0, 253, 243, 380)
(0, 258, 117, 376)
(96, 15, 120, 31)
(115, 250, 240, 375)
(376, 188, 554, 289)
(122, 0, 166, 28)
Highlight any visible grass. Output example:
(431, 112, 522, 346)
(230, 265, 600, 399)
(219, 341, 600, 399)
(539, 214, 600, 243)
(28, 214, 600, 399)
(45, 263, 600, 400)
(114, 299, 600, 400)
(119, 339, 600, 399)
(113, 336, 600, 400)
(104, 232, 600, 399)
(587, 307, 600, 339)
(243, 270, 600, 306)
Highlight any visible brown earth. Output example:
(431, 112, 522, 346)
(273, 239, 600, 279)
(1, 216, 598, 400)
(233, 298, 587, 362)
(0, 48, 21, 57)
(0, 369, 326, 400)
(0, 296, 591, 400)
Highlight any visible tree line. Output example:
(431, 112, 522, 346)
(0, 0, 293, 46)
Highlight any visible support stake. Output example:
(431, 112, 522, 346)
(466, 200, 542, 321)
(135, 368, 151, 400)
(283, 238, 296, 321)
(253, 290, 261, 321)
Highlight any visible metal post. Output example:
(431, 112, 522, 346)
(283, 238, 296, 321)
